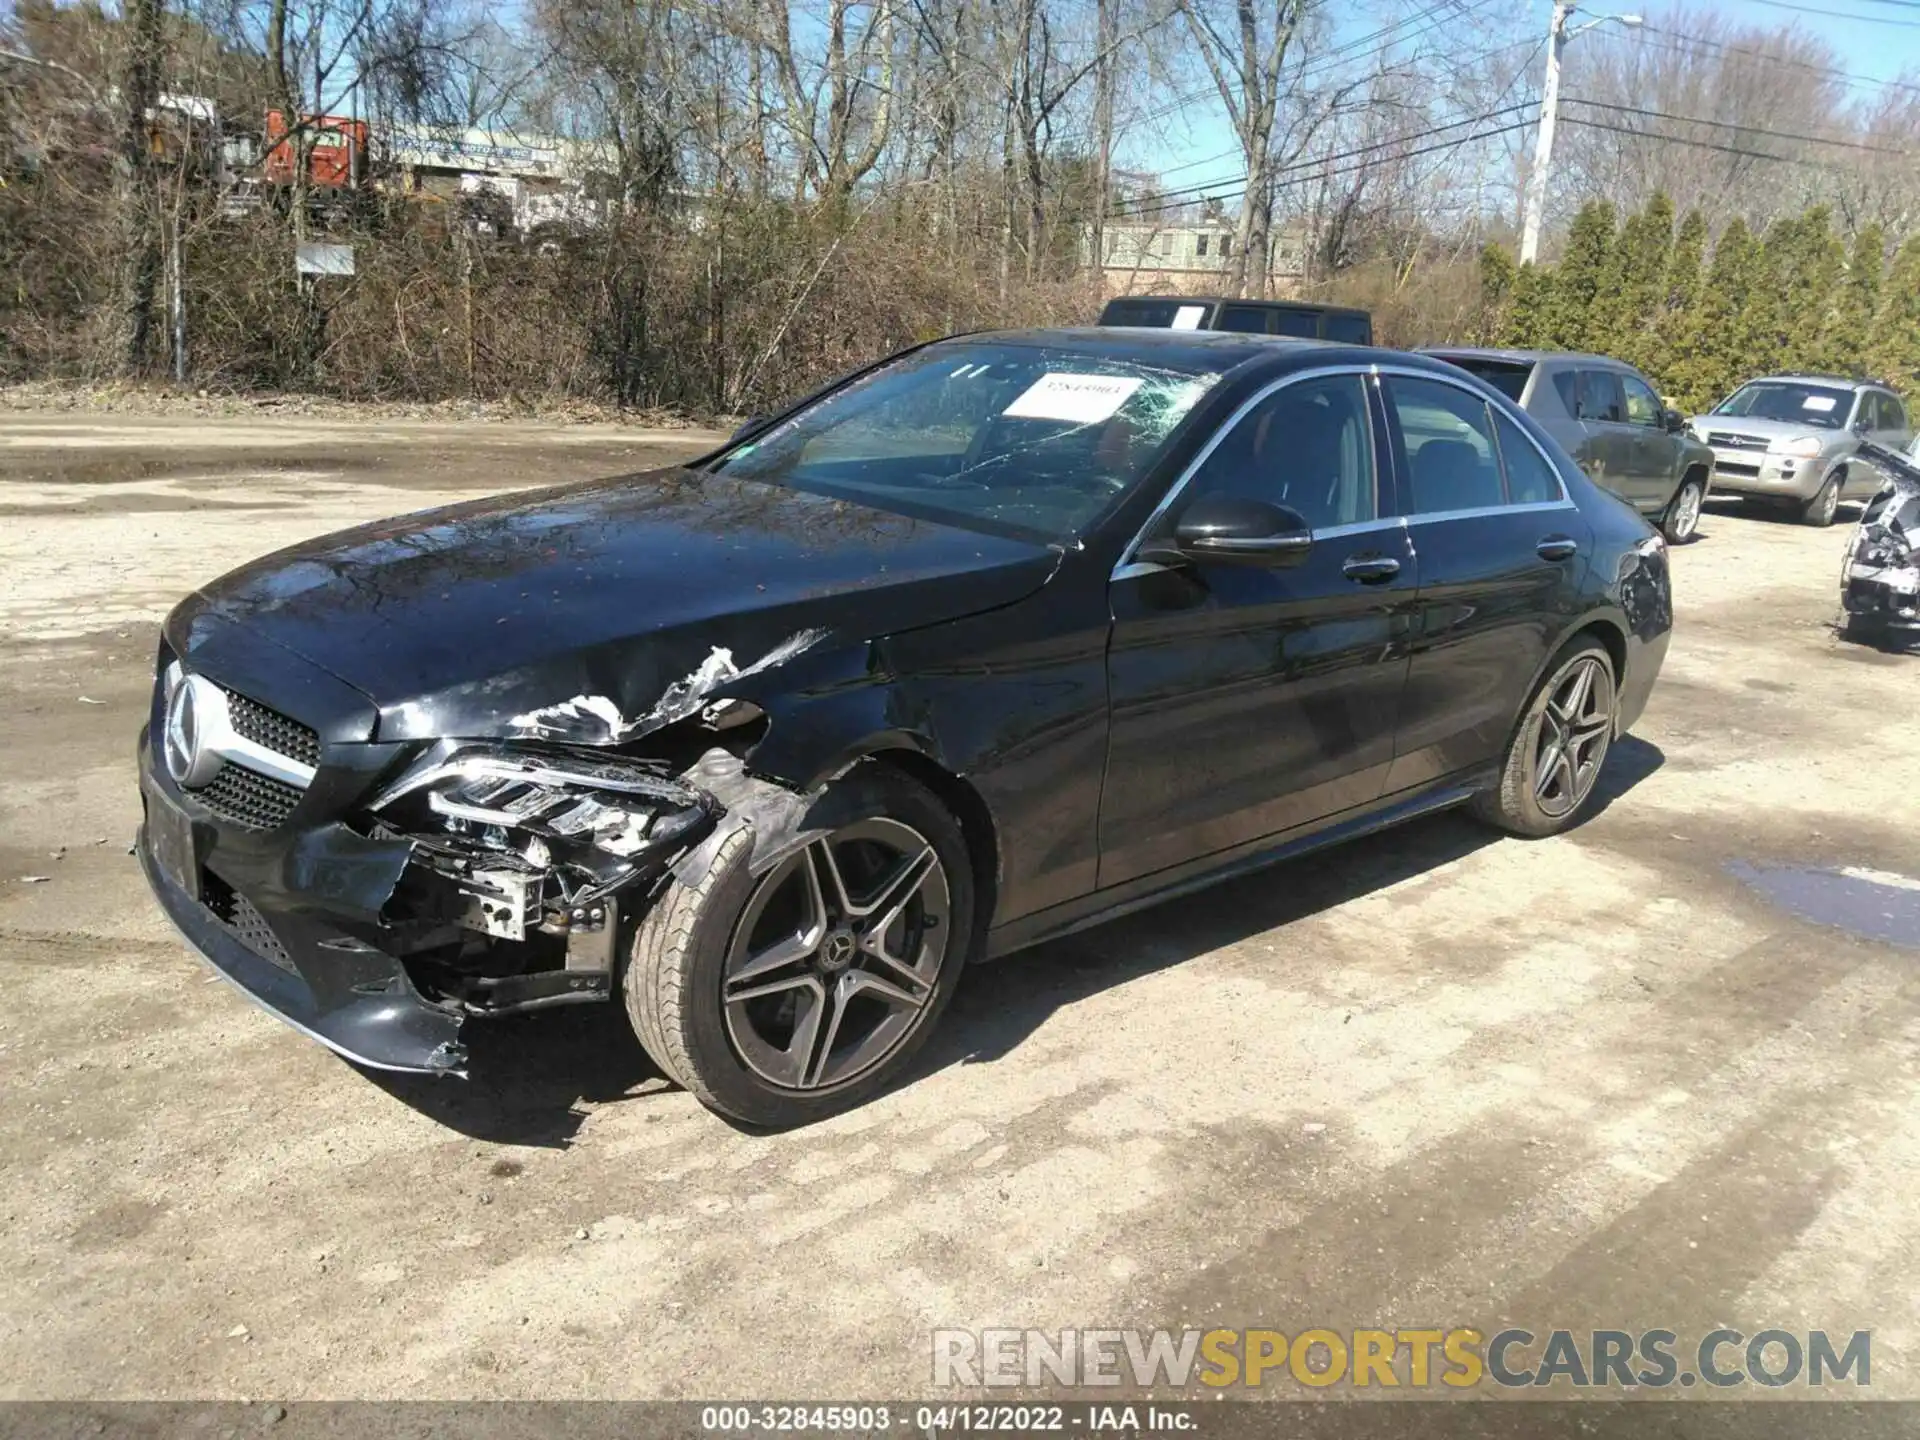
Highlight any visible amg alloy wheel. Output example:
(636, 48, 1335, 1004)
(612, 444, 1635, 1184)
(1472, 638, 1617, 838)
(623, 766, 973, 1127)
(723, 819, 950, 1092)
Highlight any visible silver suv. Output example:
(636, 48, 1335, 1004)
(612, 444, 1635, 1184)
(1690, 375, 1913, 526)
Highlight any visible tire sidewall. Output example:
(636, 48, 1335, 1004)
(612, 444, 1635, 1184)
(649, 766, 974, 1128)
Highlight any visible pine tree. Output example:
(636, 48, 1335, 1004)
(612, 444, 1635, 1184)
(1603, 193, 1674, 371)
(1819, 222, 1883, 379)
(1783, 205, 1844, 373)
(1547, 200, 1616, 351)
(1478, 243, 1517, 344)
(1870, 235, 1920, 396)
(1672, 218, 1754, 412)
(1650, 209, 1708, 393)
(1741, 214, 1799, 380)
(1503, 263, 1556, 349)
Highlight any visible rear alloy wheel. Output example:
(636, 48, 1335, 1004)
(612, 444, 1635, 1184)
(1662, 475, 1705, 543)
(624, 766, 972, 1127)
(1471, 638, 1617, 838)
(1801, 472, 1842, 527)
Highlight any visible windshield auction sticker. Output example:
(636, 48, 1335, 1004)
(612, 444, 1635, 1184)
(1004, 373, 1146, 425)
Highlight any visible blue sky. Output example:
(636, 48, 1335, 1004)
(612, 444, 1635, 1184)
(1122, 0, 1920, 204)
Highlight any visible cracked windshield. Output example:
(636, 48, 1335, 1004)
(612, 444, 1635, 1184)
(710, 342, 1220, 540)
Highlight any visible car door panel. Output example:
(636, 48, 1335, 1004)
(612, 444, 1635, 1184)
(1378, 374, 1596, 792)
(1620, 372, 1675, 507)
(1098, 370, 1417, 888)
(1101, 525, 1418, 884)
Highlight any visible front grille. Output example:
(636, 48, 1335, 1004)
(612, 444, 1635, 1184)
(201, 871, 296, 973)
(223, 690, 322, 769)
(1708, 432, 1770, 451)
(198, 763, 305, 830)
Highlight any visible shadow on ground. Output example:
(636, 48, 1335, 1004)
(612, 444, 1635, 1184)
(364, 739, 1665, 1144)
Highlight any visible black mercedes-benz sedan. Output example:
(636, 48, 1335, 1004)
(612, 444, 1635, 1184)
(139, 329, 1672, 1127)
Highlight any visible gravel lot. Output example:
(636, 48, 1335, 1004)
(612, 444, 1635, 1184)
(2, 409, 1917, 1403)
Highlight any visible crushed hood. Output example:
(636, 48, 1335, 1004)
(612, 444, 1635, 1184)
(182, 467, 1062, 742)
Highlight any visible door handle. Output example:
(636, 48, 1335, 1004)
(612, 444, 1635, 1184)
(1342, 555, 1401, 585)
(1537, 535, 1579, 561)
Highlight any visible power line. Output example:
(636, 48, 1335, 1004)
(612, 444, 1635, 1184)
(1633, 20, 1920, 100)
(1147, 28, 1539, 183)
(1119, 0, 1505, 150)
(1559, 113, 1824, 166)
(1727, 0, 1920, 27)
(1562, 95, 1913, 154)
(1115, 115, 1536, 218)
(1115, 100, 1537, 214)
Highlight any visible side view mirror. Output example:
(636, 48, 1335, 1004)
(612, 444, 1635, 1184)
(1137, 493, 1313, 568)
(1851, 417, 1871, 437)
(1661, 407, 1688, 433)
(729, 414, 768, 445)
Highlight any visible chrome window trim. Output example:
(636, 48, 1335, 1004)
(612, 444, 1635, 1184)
(1405, 499, 1577, 525)
(1110, 363, 1382, 581)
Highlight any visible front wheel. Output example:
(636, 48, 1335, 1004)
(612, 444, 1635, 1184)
(1662, 474, 1705, 543)
(1801, 471, 1842, 527)
(1471, 638, 1618, 838)
(623, 766, 973, 1127)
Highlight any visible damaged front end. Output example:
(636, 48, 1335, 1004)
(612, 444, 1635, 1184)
(363, 746, 720, 1018)
(1843, 442, 1920, 639)
(136, 645, 813, 1077)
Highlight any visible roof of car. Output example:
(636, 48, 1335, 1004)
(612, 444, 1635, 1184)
(953, 325, 1374, 366)
(1744, 372, 1879, 389)
(1105, 295, 1370, 313)
(1420, 346, 1632, 368)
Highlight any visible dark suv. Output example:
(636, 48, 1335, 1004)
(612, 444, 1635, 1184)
(1425, 349, 1714, 543)
(1099, 295, 1373, 344)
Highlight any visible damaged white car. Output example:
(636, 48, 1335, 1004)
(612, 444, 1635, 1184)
(1841, 441, 1920, 645)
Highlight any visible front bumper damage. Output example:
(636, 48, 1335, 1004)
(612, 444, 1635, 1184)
(1843, 443, 1920, 633)
(137, 716, 799, 1077)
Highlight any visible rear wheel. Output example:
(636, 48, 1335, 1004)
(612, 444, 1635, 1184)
(1801, 471, 1843, 527)
(623, 766, 972, 1127)
(1471, 637, 1617, 838)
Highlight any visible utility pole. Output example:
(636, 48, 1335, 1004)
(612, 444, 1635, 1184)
(1519, 3, 1641, 266)
(1519, 0, 1572, 267)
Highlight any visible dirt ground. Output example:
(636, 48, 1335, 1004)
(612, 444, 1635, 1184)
(2, 409, 1918, 1404)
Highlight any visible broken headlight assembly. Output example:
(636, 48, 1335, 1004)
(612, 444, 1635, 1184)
(369, 747, 717, 944)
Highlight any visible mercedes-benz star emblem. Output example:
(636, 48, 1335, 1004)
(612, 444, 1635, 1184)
(163, 674, 227, 789)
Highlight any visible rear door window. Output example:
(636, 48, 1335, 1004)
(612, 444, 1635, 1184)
(1580, 370, 1626, 423)
(1272, 309, 1321, 338)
